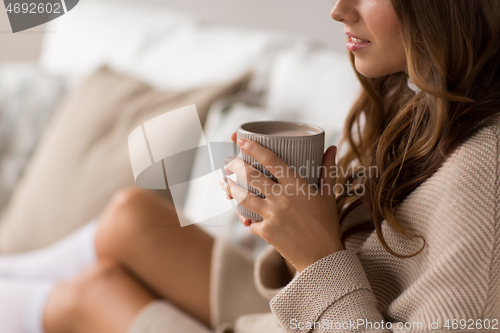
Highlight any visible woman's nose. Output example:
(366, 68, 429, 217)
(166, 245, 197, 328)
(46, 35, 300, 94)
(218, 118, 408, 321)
(331, 0, 358, 24)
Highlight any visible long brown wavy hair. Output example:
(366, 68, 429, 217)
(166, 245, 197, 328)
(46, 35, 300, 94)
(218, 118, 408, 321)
(336, 0, 500, 257)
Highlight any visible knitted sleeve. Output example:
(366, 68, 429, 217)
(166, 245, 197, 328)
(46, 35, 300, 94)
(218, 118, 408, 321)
(270, 250, 394, 332)
(261, 123, 500, 333)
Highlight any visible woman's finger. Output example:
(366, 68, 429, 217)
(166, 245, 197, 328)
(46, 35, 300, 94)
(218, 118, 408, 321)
(219, 178, 233, 199)
(219, 179, 251, 226)
(224, 132, 238, 175)
(223, 177, 267, 217)
(225, 158, 276, 197)
(237, 139, 297, 184)
(237, 212, 252, 227)
(223, 156, 234, 175)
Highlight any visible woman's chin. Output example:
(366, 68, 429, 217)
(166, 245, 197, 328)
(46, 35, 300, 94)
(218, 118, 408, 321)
(354, 63, 381, 78)
(355, 65, 405, 79)
(355, 69, 381, 79)
(354, 58, 408, 78)
(353, 62, 377, 78)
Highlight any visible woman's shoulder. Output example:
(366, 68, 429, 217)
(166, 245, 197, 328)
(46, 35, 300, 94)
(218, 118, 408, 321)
(394, 114, 498, 218)
(445, 114, 500, 176)
(400, 114, 500, 223)
(471, 112, 500, 140)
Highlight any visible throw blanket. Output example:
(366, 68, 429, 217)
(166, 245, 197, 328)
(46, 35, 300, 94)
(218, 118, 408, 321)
(0, 64, 65, 212)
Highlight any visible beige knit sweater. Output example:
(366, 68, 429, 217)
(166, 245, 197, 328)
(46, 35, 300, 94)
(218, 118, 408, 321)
(129, 114, 499, 333)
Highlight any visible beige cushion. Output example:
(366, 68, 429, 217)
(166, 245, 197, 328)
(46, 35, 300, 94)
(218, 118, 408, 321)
(0, 65, 249, 253)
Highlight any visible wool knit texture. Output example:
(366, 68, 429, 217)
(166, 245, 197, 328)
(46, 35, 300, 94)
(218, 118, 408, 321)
(265, 115, 500, 332)
(128, 115, 499, 333)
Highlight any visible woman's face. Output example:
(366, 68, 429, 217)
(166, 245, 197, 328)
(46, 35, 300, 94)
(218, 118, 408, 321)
(331, 0, 407, 78)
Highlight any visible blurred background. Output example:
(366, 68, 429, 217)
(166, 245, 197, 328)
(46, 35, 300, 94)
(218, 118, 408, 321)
(0, 0, 345, 61)
(0, 0, 360, 256)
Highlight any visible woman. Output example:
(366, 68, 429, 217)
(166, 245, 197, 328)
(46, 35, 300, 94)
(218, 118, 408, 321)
(1, 0, 499, 332)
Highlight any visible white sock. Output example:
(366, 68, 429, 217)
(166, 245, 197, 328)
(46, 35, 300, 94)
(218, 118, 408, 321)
(0, 219, 99, 281)
(0, 277, 55, 333)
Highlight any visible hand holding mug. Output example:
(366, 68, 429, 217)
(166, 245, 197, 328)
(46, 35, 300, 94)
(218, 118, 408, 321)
(220, 123, 344, 273)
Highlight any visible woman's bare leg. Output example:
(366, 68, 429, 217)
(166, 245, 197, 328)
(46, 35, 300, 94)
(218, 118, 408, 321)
(94, 187, 214, 327)
(44, 261, 155, 333)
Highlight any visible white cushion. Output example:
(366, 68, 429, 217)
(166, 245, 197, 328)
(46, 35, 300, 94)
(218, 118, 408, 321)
(39, 0, 289, 91)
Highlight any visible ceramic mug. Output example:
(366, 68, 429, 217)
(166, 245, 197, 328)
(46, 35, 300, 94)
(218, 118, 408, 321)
(235, 121, 325, 221)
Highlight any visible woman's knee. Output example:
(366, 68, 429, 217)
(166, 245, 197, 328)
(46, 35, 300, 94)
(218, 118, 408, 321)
(106, 187, 160, 221)
(95, 187, 178, 260)
(45, 261, 154, 333)
(60, 262, 122, 304)
(44, 262, 118, 332)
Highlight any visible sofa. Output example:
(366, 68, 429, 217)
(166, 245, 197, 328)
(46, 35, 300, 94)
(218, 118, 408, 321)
(0, 0, 360, 269)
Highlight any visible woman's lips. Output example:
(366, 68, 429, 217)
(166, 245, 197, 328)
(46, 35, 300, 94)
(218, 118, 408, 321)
(345, 31, 370, 41)
(346, 36, 372, 52)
